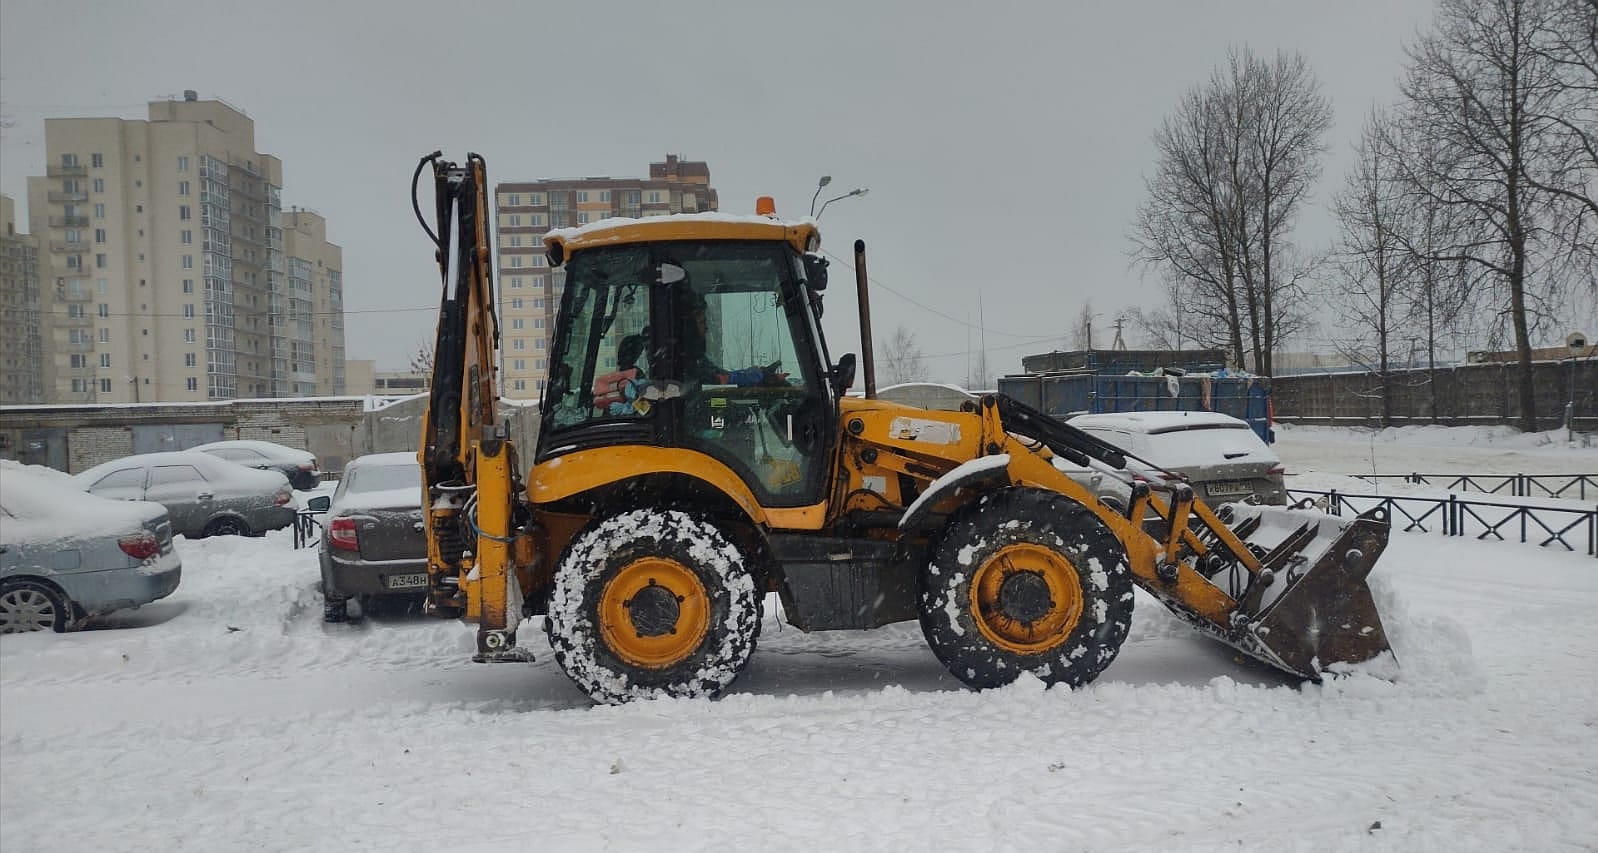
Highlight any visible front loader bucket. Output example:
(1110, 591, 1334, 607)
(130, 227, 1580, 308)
(1223, 505, 1394, 680)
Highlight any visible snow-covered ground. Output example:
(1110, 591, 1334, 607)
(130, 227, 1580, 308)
(3, 427, 1596, 852)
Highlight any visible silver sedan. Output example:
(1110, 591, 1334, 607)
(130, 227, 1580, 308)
(1, 464, 183, 633)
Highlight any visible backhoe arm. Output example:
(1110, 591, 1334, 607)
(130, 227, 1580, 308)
(413, 152, 512, 635)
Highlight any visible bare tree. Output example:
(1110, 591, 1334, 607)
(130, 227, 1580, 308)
(1328, 109, 1412, 424)
(1392, 0, 1594, 430)
(411, 339, 435, 377)
(1132, 47, 1333, 375)
(1071, 301, 1096, 350)
(878, 325, 929, 385)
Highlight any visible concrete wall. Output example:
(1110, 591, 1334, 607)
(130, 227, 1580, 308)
(0, 395, 542, 475)
(1272, 359, 1596, 431)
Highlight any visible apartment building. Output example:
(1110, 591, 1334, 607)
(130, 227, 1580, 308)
(494, 154, 718, 397)
(282, 208, 346, 396)
(0, 195, 46, 403)
(22, 92, 342, 403)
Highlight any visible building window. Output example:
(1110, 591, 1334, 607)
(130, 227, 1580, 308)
(97, 303, 109, 318)
(530, 214, 546, 227)
(100, 353, 111, 368)
(98, 328, 110, 343)
(510, 298, 524, 309)
(185, 353, 197, 367)
(183, 304, 196, 318)
(513, 359, 526, 370)
(89, 153, 103, 168)
(509, 214, 521, 227)
(533, 297, 544, 309)
(92, 178, 105, 193)
(70, 354, 87, 369)
(513, 379, 526, 391)
(181, 229, 193, 245)
(94, 228, 106, 243)
(534, 318, 546, 329)
(536, 358, 547, 370)
(512, 338, 525, 350)
(535, 339, 545, 350)
(187, 377, 198, 391)
(511, 318, 524, 330)
(182, 255, 193, 269)
(507, 194, 520, 206)
(529, 193, 544, 206)
(578, 212, 589, 224)
(510, 277, 522, 289)
(178, 156, 190, 172)
(95, 253, 107, 268)
(179, 205, 191, 220)
(178, 180, 190, 196)
(510, 257, 522, 268)
(94, 203, 105, 219)
(184, 329, 196, 343)
(576, 191, 588, 203)
(183, 278, 194, 293)
(648, 191, 662, 203)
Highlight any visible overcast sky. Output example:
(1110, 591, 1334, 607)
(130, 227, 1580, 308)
(3, 0, 1450, 380)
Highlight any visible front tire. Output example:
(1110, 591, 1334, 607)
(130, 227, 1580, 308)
(0, 579, 74, 634)
(919, 487, 1134, 690)
(546, 509, 760, 704)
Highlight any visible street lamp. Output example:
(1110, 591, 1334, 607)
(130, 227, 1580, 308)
(816, 187, 868, 220)
(809, 175, 832, 217)
(1567, 331, 1587, 441)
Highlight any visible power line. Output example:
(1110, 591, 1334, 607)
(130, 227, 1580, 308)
(819, 248, 1063, 341)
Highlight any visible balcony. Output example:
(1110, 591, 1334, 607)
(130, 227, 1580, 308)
(50, 240, 87, 254)
(55, 286, 93, 302)
(48, 191, 89, 203)
(49, 215, 90, 228)
(61, 338, 94, 352)
(47, 164, 88, 178)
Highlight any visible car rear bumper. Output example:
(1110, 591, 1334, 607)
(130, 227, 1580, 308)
(324, 553, 430, 597)
(56, 551, 183, 617)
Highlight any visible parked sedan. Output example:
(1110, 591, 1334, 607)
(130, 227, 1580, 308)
(1, 464, 182, 633)
(1067, 411, 1288, 506)
(309, 452, 427, 623)
(189, 439, 321, 490)
(72, 451, 297, 539)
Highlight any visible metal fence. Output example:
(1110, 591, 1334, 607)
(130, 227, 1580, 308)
(1351, 473, 1596, 501)
(1288, 489, 1597, 557)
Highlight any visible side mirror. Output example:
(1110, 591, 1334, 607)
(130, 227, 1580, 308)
(803, 254, 829, 291)
(831, 353, 857, 398)
(306, 495, 330, 512)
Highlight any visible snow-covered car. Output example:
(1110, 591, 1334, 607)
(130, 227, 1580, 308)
(72, 451, 298, 539)
(0, 464, 182, 633)
(189, 439, 321, 490)
(1067, 411, 1287, 506)
(308, 451, 427, 623)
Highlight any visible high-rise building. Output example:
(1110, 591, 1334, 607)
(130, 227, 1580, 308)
(494, 154, 717, 397)
(0, 195, 46, 403)
(22, 92, 342, 403)
(281, 209, 346, 396)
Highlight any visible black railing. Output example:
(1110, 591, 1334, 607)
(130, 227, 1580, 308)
(293, 510, 324, 550)
(1288, 489, 1597, 557)
(1352, 473, 1596, 501)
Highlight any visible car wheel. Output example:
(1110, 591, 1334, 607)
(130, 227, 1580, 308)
(0, 579, 73, 634)
(202, 516, 251, 538)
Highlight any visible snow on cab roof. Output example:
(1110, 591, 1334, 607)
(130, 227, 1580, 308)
(545, 212, 819, 257)
(1069, 410, 1251, 434)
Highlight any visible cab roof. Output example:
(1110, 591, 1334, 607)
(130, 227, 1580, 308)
(544, 213, 819, 260)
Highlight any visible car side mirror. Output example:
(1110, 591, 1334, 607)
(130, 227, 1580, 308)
(803, 253, 828, 291)
(306, 495, 330, 512)
(831, 353, 857, 398)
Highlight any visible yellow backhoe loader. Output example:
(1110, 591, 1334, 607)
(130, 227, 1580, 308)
(414, 153, 1394, 704)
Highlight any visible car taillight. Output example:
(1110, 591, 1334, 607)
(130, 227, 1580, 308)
(274, 488, 293, 506)
(329, 518, 359, 551)
(119, 532, 160, 560)
(1268, 464, 1286, 476)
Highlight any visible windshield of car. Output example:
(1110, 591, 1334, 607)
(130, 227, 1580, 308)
(344, 463, 421, 494)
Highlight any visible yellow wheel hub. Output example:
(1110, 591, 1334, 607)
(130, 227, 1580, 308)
(599, 557, 710, 669)
(969, 543, 1084, 655)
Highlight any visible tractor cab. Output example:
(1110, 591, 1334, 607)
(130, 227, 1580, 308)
(540, 218, 839, 507)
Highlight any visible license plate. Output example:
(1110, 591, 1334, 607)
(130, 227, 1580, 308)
(386, 573, 428, 590)
(1206, 479, 1253, 496)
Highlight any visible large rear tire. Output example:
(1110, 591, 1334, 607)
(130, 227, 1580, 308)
(547, 510, 760, 704)
(919, 487, 1133, 690)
